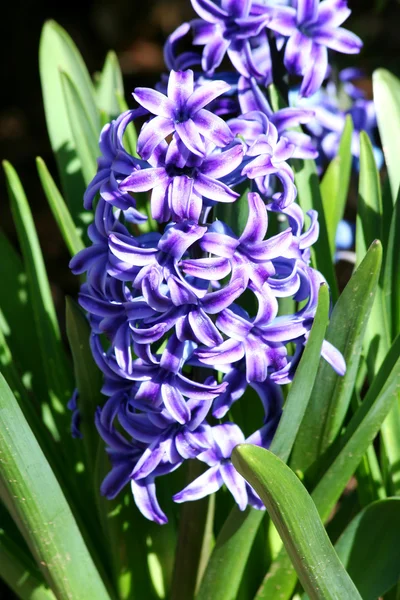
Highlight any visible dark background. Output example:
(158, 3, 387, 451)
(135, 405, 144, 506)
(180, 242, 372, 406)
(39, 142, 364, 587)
(0, 0, 399, 597)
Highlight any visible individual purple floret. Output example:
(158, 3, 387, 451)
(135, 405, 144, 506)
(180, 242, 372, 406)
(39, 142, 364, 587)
(133, 69, 234, 159)
(266, 0, 363, 97)
(189, 0, 273, 81)
(120, 135, 243, 222)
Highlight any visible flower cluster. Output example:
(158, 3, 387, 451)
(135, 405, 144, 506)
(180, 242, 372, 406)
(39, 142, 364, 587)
(69, 0, 360, 524)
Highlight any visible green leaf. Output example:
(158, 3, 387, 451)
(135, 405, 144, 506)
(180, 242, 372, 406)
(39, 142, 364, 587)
(96, 51, 124, 119)
(320, 116, 353, 255)
(312, 331, 400, 522)
(0, 528, 56, 600)
(232, 446, 362, 600)
(60, 71, 99, 186)
(66, 298, 103, 474)
(36, 157, 85, 257)
(39, 20, 99, 219)
(335, 498, 400, 600)
(292, 155, 338, 301)
(0, 374, 111, 600)
(3, 161, 73, 442)
(254, 545, 297, 600)
(269, 284, 329, 463)
(373, 68, 400, 201)
(291, 241, 382, 474)
(0, 230, 46, 401)
(384, 192, 400, 341)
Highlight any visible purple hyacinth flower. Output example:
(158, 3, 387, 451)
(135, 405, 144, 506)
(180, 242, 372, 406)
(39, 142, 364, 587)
(133, 69, 233, 159)
(120, 136, 243, 222)
(173, 421, 278, 510)
(189, 0, 272, 80)
(267, 0, 362, 97)
(182, 192, 293, 289)
(236, 76, 318, 159)
(241, 123, 297, 206)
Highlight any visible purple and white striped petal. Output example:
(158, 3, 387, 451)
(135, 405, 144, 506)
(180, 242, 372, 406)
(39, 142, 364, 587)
(173, 464, 223, 503)
(133, 88, 174, 119)
(131, 478, 168, 525)
(221, 463, 248, 511)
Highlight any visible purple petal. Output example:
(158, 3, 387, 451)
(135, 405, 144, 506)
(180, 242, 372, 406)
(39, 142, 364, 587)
(101, 463, 133, 499)
(316, 0, 351, 28)
(300, 44, 328, 98)
(266, 6, 297, 36)
(321, 340, 346, 375)
(182, 256, 231, 280)
(200, 231, 239, 258)
(133, 445, 165, 480)
(202, 37, 230, 74)
(168, 69, 194, 107)
(133, 88, 174, 118)
(189, 308, 223, 346)
(194, 109, 235, 148)
(169, 175, 196, 220)
(175, 119, 205, 156)
(221, 463, 248, 510)
(201, 277, 245, 313)
(109, 233, 157, 266)
(201, 144, 243, 178)
(159, 221, 206, 258)
(173, 464, 223, 503)
(239, 192, 267, 244)
(187, 80, 231, 113)
(284, 31, 313, 75)
(216, 308, 252, 341)
(221, 0, 250, 18)
(297, 0, 319, 25)
(131, 478, 168, 525)
(213, 422, 245, 457)
(248, 228, 292, 261)
(245, 335, 269, 382)
(310, 27, 363, 54)
(194, 173, 239, 202)
(197, 338, 244, 365)
(161, 384, 190, 424)
(121, 167, 169, 192)
(137, 116, 175, 160)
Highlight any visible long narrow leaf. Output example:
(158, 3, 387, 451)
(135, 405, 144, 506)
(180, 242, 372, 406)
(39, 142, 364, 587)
(61, 71, 99, 185)
(335, 498, 400, 600)
(291, 240, 382, 473)
(39, 20, 99, 218)
(373, 68, 400, 201)
(0, 529, 55, 600)
(232, 446, 362, 600)
(37, 157, 85, 256)
(320, 116, 353, 256)
(3, 161, 73, 441)
(96, 51, 124, 119)
(0, 374, 111, 600)
(384, 192, 400, 341)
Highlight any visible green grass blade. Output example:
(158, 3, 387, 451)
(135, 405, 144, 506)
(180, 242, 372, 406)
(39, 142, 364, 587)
(39, 20, 99, 219)
(96, 51, 124, 119)
(60, 71, 99, 186)
(0, 230, 46, 401)
(335, 498, 400, 600)
(196, 287, 329, 600)
(65, 298, 103, 474)
(0, 529, 55, 600)
(312, 332, 400, 522)
(36, 157, 85, 256)
(232, 446, 362, 600)
(373, 68, 400, 201)
(291, 240, 382, 474)
(292, 157, 338, 300)
(320, 116, 353, 255)
(384, 192, 400, 341)
(356, 133, 400, 494)
(3, 161, 73, 441)
(0, 374, 111, 600)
